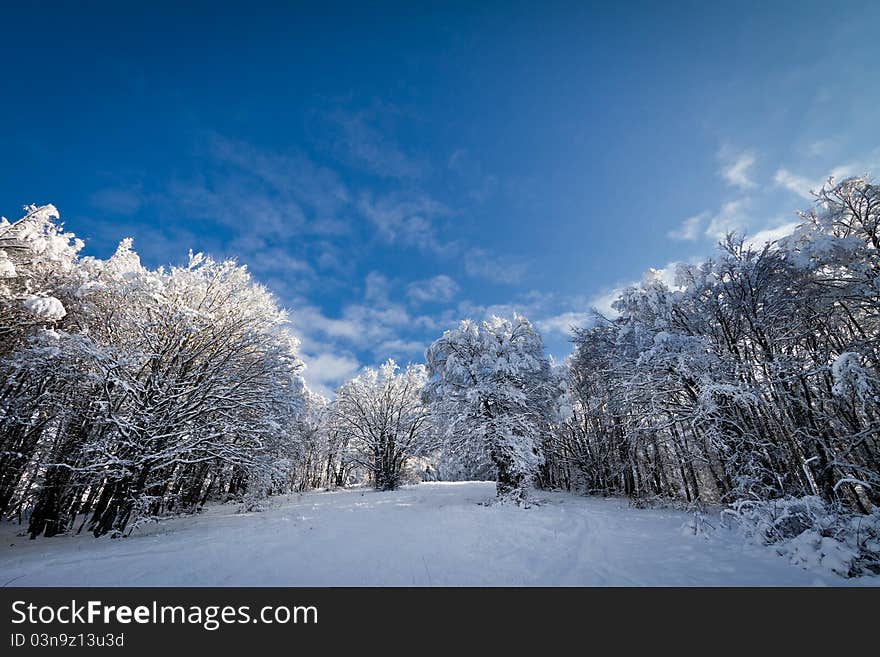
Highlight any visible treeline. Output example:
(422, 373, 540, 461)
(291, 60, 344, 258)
(546, 178, 880, 513)
(279, 179, 879, 519)
(2, 177, 879, 543)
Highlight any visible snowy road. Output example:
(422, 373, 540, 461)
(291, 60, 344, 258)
(0, 482, 856, 586)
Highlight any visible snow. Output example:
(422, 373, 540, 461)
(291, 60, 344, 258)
(23, 294, 67, 321)
(1, 482, 870, 587)
(831, 351, 869, 398)
(0, 250, 15, 277)
(787, 531, 858, 578)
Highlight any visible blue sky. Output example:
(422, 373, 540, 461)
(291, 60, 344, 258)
(2, 1, 879, 395)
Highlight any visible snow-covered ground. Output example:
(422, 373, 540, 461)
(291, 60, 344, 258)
(0, 482, 873, 586)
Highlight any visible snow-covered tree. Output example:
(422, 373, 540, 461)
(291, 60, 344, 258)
(0, 204, 81, 358)
(424, 315, 554, 505)
(556, 177, 879, 515)
(333, 360, 431, 491)
(287, 389, 339, 492)
(0, 205, 309, 537)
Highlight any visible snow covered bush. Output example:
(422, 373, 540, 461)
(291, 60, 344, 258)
(725, 497, 880, 578)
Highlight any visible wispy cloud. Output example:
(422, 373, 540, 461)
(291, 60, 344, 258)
(78, 115, 536, 396)
(210, 135, 348, 206)
(588, 287, 624, 318)
(202, 133, 352, 234)
(290, 270, 452, 392)
(374, 338, 426, 358)
(705, 198, 750, 241)
(773, 168, 820, 200)
(669, 197, 753, 244)
(407, 274, 459, 304)
(744, 221, 800, 249)
(90, 184, 145, 216)
(774, 156, 880, 201)
(326, 104, 426, 180)
(641, 264, 681, 288)
(447, 147, 498, 203)
(804, 139, 832, 158)
(300, 351, 361, 398)
(357, 191, 454, 254)
(718, 146, 757, 190)
(668, 212, 707, 241)
(535, 311, 590, 337)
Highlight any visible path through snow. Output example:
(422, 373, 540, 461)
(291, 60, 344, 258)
(0, 482, 862, 586)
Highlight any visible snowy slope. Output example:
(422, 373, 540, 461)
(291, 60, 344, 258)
(0, 482, 871, 586)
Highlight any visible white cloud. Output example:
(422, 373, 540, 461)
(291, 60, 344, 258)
(828, 162, 865, 182)
(805, 139, 831, 158)
(668, 213, 706, 241)
(744, 221, 800, 249)
(292, 284, 437, 372)
(298, 301, 414, 349)
(641, 263, 681, 288)
(447, 147, 498, 203)
(143, 133, 359, 308)
(357, 191, 453, 254)
(328, 106, 426, 180)
(773, 168, 820, 200)
(364, 271, 391, 303)
(774, 153, 880, 202)
(294, 285, 434, 394)
(589, 287, 624, 318)
(454, 293, 565, 336)
(86, 129, 571, 392)
(208, 134, 352, 223)
(301, 351, 361, 398)
(670, 198, 753, 244)
(293, 305, 364, 345)
(244, 246, 314, 278)
(719, 147, 757, 190)
(406, 275, 459, 304)
(705, 199, 750, 241)
(374, 339, 426, 358)
(535, 311, 590, 337)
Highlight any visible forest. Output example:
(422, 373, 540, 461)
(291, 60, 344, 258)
(1, 177, 878, 575)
